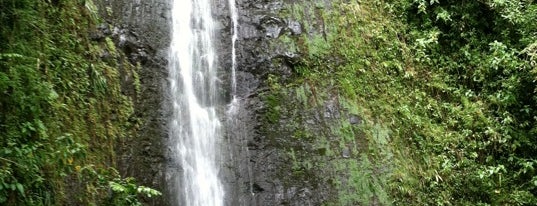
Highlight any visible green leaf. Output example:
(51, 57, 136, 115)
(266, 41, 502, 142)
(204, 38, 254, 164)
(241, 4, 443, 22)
(15, 183, 24, 196)
(109, 181, 125, 192)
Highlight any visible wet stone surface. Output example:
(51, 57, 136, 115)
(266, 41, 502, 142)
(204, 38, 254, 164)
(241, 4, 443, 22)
(95, 0, 341, 205)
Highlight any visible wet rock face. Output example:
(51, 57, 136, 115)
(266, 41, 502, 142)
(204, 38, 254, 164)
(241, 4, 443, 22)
(235, 0, 299, 79)
(94, 0, 171, 205)
(94, 0, 333, 205)
(229, 0, 336, 205)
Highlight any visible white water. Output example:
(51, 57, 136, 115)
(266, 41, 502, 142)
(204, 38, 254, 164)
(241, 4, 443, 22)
(226, 0, 255, 200)
(168, 0, 224, 205)
(228, 0, 238, 99)
(227, 0, 240, 116)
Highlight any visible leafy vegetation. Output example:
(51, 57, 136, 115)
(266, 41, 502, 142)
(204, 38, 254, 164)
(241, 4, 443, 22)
(270, 0, 537, 205)
(0, 0, 158, 205)
(388, 0, 537, 204)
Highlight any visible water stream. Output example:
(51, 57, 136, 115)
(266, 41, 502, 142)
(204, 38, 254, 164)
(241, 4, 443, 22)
(229, 0, 238, 99)
(226, 0, 255, 201)
(225, 0, 255, 204)
(167, 0, 224, 205)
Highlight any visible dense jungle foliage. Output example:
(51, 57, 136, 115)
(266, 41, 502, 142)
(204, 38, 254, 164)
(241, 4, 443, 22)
(274, 0, 537, 205)
(0, 0, 158, 205)
(390, 1, 537, 204)
(1, 0, 536, 205)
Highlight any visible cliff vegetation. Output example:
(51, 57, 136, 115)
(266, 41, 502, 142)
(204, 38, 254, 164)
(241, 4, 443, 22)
(266, 0, 537, 205)
(0, 0, 159, 205)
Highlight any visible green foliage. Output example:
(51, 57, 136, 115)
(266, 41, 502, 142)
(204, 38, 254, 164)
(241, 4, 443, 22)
(274, 0, 537, 205)
(108, 177, 162, 206)
(0, 0, 154, 205)
(74, 166, 161, 206)
(263, 74, 283, 124)
(384, 0, 537, 204)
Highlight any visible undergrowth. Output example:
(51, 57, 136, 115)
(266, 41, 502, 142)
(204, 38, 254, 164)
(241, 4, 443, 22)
(271, 0, 537, 205)
(0, 0, 159, 205)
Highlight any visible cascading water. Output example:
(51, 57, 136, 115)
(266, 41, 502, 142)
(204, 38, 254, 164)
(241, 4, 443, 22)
(227, 0, 240, 113)
(229, 0, 238, 99)
(167, 0, 224, 205)
(225, 0, 255, 201)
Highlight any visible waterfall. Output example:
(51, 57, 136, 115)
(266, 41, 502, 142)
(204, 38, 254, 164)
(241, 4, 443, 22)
(229, 0, 238, 99)
(226, 0, 255, 203)
(167, 0, 224, 205)
(227, 0, 240, 115)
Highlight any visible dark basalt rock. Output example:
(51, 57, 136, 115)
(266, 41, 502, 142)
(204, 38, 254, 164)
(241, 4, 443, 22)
(287, 20, 302, 35)
(228, 0, 337, 205)
(93, 0, 337, 205)
(349, 114, 362, 125)
(94, 0, 170, 205)
(259, 15, 286, 38)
